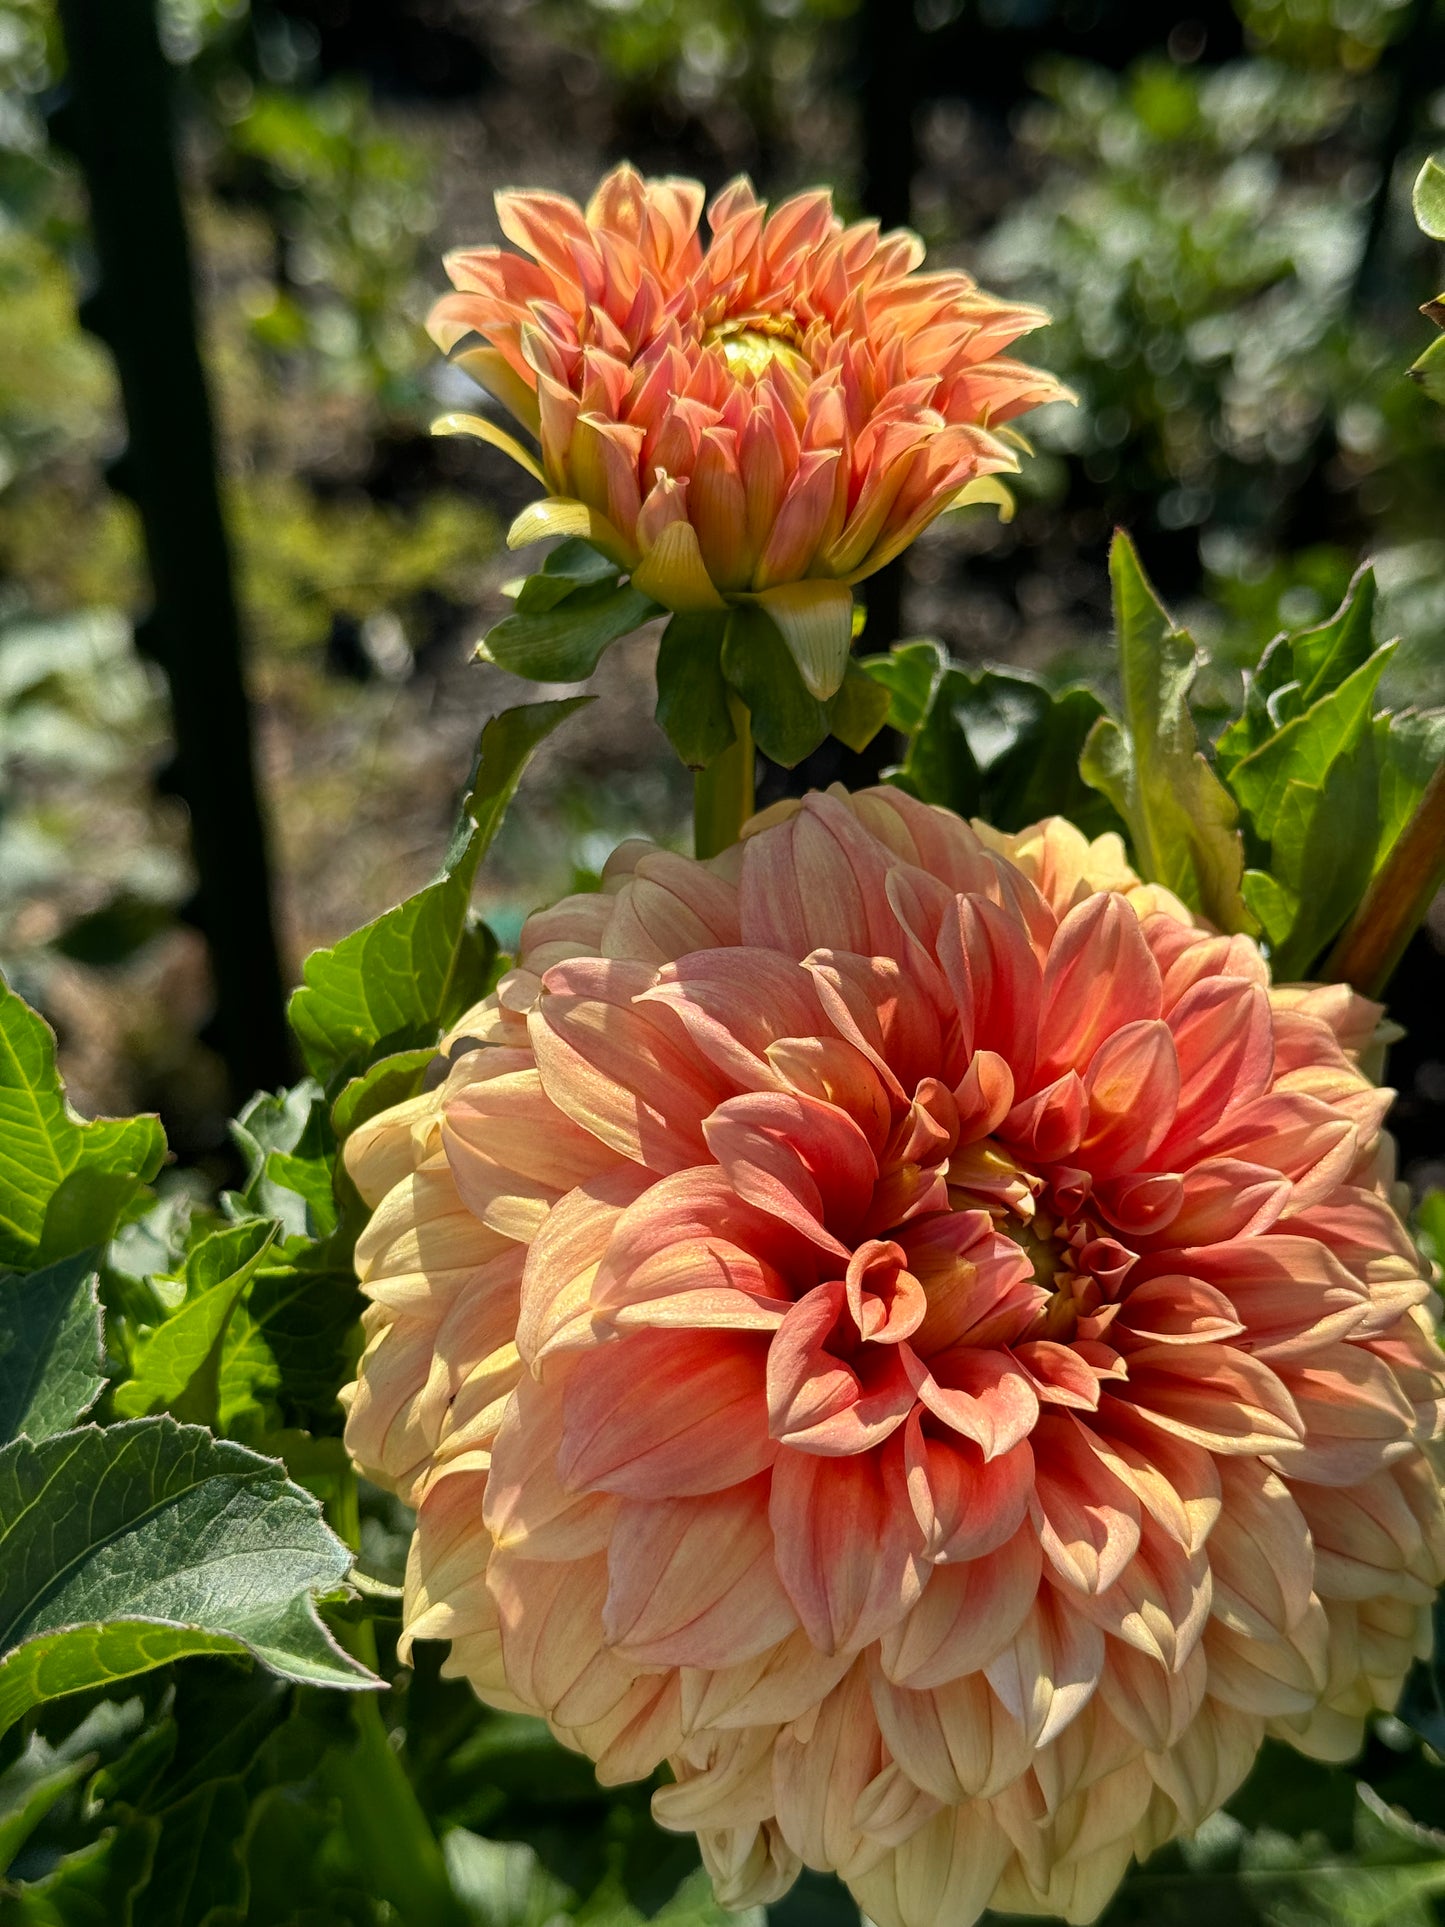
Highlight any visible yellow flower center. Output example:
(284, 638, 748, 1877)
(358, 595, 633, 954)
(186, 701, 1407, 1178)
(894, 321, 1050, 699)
(707, 316, 809, 381)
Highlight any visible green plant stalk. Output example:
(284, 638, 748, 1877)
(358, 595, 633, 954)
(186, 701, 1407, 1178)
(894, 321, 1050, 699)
(1323, 759, 1445, 997)
(694, 693, 756, 859)
(323, 1466, 465, 1927)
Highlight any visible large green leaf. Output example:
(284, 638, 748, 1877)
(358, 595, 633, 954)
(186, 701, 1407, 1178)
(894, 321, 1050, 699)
(0, 979, 165, 1274)
(1080, 532, 1251, 929)
(111, 1222, 280, 1427)
(0, 1419, 373, 1734)
(0, 1254, 104, 1444)
(865, 642, 1120, 835)
(289, 699, 588, 1087)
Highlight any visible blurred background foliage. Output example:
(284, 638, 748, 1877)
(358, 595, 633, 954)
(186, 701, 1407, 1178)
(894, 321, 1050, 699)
(0, 0, 1442, 1145)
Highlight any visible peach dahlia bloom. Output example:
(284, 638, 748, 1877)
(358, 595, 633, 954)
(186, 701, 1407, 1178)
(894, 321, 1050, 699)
(429, 167, 1068, 691)
(342, 790, 1445, 1927)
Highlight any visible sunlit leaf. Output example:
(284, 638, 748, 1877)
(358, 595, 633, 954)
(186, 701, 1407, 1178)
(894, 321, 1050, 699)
(112, 1221, 280, 1427)
(859, 639, 944, 738)
(1081, 532, 1252, 929)
(1216, 565, 1378, 775)
(511, 539, 620, 615)
(0, 977, 165, 1273)
(331, 1049, 436, 1146)
(0, 1419, 374, 1736)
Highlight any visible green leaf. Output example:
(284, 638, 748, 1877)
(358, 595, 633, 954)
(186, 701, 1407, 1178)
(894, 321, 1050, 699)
(829, 661, 893, 755)
(1227, 643, 1394, 843)
(1239, 738, 1381, 978)
(1413, 154, 1445, 240)
(908, 667, 1117, 834)
(720, 606, 829, 768)
(217, 1254, 359, 1437)
(1414, 1189, 1445, 1272)
(480, 582, 660, 682)
(858, 640, 945, 737)
(230, 1082, 336, 1241)
(1225, 643, 1398, 975)
(0, 1419, 374, 1735)
(331, 1049, 435, 1146)
(1218, 565, 1381, 779)
(0, 1254, 104, 1444)
(1407, 330, 1445, 406)
(112, 1221, 280, 1427)
(1081, 531, 1251, 929)
(0, 1743, 93, 1876)
(1376, 709, 1445, 857)
(0, 1809, 158, 1924)
(289, 698, 588, 1087)
(654, 613, 735, 770)
(0, 977, 165, 1274)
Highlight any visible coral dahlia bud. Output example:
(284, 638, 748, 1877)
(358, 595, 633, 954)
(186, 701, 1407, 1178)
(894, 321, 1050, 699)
(429, 166, 1069, 685)
(342, 791, 1445, 1927)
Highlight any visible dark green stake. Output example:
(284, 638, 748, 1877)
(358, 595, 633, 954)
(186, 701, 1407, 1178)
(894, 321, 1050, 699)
(52, 0, 292, 1106)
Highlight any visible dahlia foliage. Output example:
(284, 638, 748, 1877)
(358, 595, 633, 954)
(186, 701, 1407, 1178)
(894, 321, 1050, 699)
(343, 789, 1445, 1927)
(431, 166, 1068, 698)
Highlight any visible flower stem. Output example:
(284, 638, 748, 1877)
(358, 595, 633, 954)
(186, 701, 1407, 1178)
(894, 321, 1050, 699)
(694, 693, 756, 859)
(1323, 759, 1445, 997)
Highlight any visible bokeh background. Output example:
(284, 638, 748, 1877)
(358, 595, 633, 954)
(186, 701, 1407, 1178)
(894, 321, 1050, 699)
(2, 0, 1443, 1192)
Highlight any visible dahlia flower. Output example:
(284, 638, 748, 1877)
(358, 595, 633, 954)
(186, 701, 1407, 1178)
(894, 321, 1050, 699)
(429, 167, 1069, 692)
(342, 790, 1444, 1927)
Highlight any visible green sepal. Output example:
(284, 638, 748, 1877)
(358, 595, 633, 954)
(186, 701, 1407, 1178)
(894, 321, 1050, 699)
(830, 660, 893, 754)
(1408, 330, 1445, 406)
(655, 612, 735, 769)
(720, 604, 830, 768)
(512, 538, 618, 614)
(480, 581, 661, 682)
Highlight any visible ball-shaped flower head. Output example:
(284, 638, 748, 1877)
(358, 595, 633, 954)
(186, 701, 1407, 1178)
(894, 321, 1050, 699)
(341, 789, 1445, 1927)
(428, 166, 1071, 679)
